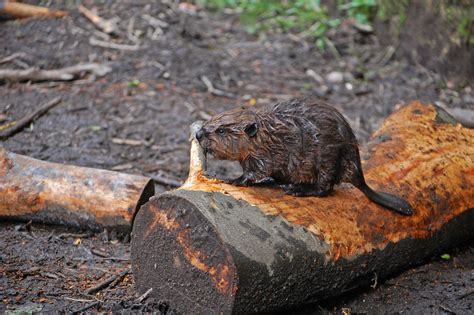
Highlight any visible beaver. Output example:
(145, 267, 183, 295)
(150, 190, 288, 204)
(196, 99, 413, 215)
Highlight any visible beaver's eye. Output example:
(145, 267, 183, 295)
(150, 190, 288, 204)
(217, 127, 226, 135)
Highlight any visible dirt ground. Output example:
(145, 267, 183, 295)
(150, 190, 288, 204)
(1, 1, 473, 314)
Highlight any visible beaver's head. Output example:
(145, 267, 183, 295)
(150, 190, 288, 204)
(196, 106, 258, 161)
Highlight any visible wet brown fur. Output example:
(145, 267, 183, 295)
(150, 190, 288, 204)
(198, 99, 413, 215)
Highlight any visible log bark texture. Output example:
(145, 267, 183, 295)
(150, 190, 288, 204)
(0, 149, 154, 232)
(131, 102, 473, 314)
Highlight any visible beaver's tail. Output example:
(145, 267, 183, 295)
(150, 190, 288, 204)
(356, 179, 413, 215)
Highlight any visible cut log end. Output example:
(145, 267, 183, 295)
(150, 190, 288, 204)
(131, 194, 237, 314)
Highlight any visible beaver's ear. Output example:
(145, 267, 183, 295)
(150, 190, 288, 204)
(244, 122, 258, 137)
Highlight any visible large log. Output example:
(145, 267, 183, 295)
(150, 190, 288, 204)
(131, 101, 473, 314)
(0, 149, 154, 233)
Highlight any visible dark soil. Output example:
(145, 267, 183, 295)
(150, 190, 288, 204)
(1, 1, 473, 314)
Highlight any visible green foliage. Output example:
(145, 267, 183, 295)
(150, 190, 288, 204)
(196, 0, 341, 49)
(127, 79, 141, 88)
(444, 3, 474, 46)
(441, 253, 451, 260)
(377, 0, 409, 24)
(339, 0, 377, 25)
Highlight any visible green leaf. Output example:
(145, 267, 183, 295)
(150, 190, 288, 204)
(441, 253, 451, 260)
(127, 79, 140, 88)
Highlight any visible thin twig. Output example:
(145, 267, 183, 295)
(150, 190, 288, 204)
(85, 269, 130, 295)
(370, 272, 378, 289)
(0, 52, 26, 65)
(78, 5, 118, 35)
(200, 76, 234, 98)
(457, 288, 474, 300)
(439, 304, 456, 314)
(89, 37, 140, 51)
(0, 97, 62, 140)
(109, 269, 130, 288)
(72, 301, 99, 314)
(135, 288, 153, 303)
(64, 297, 96, 303)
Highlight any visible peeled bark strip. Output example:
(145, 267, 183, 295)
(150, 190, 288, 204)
(0, 149, 154, 232)
(131, 102, 473, 314)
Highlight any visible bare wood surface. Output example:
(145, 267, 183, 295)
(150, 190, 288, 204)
(0, 149, 155, 232)
(0, 1, 66, 18)
(0, 63, 112, 83)
(131, 101, 474, 313)
(0, 97, 62, 140)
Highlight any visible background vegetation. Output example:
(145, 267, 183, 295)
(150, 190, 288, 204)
(196, 0, 473, 49)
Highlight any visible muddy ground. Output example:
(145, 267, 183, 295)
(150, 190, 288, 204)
(1, 1, 473, 314)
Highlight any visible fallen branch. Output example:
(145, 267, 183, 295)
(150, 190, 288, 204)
(85, 269, 130, 295)
(0, 97, 62, 140)
(0, 63, 112, 83)
(0, 1, 66, 18)
(78, 5, 118, 35)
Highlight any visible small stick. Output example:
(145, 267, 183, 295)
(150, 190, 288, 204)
(200, 75, 234, 98)
(85, 269, 130, 295)
(72, 301, 99, 314)
(0, 52, 25, 65)
(64, 297, 96, 303)
(78, 5, 117, 35)
(91, 248, 109, 258)
(457, 288, 474, 300)
(0, 97, 62, 140)
(135, 288, 153, 303)
(0, 63, 112, 83)
(89, 37, 140, 51)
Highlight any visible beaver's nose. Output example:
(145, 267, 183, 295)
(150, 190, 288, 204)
(196, 128, 205, 141)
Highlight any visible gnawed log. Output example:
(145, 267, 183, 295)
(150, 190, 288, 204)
(0, 149, 154, 233)
(131, 101, 474, 314)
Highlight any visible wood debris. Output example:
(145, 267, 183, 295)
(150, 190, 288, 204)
(78, 5, 118, 35)
(0, 63, 112, 83)
(0, 97, 62, 140)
